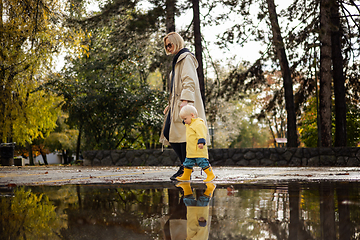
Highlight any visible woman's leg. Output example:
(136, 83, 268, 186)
(171, 142, 186, 164)
(170, 142, 186, 180)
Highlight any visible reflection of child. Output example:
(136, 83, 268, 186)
(176, 182, 216, 240)
(176, 105, 215, 182)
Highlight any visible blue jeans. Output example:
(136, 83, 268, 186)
(183, 157, 210, 169)
(183, 196, 210, 207)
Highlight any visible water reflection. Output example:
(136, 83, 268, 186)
(164, 183, 215, 240)
(1, 181, 360, 239)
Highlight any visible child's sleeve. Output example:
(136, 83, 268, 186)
(197, 122, 207, 145)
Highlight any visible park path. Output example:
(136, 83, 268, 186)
(1, 166, 359, 186)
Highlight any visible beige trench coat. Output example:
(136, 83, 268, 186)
(160, 51, 210, 146)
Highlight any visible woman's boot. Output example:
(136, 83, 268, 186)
(170, 165, 184, 180)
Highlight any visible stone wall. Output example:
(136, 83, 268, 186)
(83, 147, 360, 167)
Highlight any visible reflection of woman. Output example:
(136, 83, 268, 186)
(163, 189, 187, 240)
(160, 32, 209, 180)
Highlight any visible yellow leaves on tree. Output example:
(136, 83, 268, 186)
(0, 187, 62, 239)
(0, 0, 66, 145)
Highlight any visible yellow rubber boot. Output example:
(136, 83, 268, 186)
(176, 167, 192, 181)
(176, 182, 193, 196)
(203, 166, 215, 182)
(204, 183, 216, 197)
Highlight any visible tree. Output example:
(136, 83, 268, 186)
(258, 71, 293, 146)
(229, 118, 271, 148)
(0, 0, 64, 147)
(205, 62, 272, 148)
(299, 96, 360, 147)
(299, 97, 327, 147)
(205, 0, 301, 147)
(331, 0, 346, 147)
(0, 187, 61, 239)
(44, 114, 78, 164)
(209, 0, 360, 149)
(28, 138, 52, 165)
(46, 0, 167, 150)
(165, 0, 176, 33)
(319, 0, 333, 147)
(192, 0, 206, 106)
(266, 0, 298, 147)
(164, 0, 177, 91)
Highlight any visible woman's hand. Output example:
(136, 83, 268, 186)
(180, 100, 188, 109)
(163, 105, 169, 115)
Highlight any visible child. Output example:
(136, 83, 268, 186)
(176, 182, 216, 239)
(176, 105, 215, 182)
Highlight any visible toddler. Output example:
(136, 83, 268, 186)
(176, 105, 215, 182)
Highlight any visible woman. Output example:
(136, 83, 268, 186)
(159, 32, 210, 180)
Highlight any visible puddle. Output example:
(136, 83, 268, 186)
(1, 181, 360, 239)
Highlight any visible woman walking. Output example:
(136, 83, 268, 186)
(160, 32, 209, 180)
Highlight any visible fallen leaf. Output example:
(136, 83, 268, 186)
(336, 173, 350, 175)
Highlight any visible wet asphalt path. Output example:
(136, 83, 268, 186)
(1, 166, 360, 186)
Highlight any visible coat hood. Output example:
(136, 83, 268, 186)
(177, 51, 199, 69)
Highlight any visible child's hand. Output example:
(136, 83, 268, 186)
(198, 143, 204, 149)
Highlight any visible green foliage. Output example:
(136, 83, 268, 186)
(38, 114, 79, 163)
(299, 97, 360, 147)
(68, 82, 166, 150)
(45, 130, 78, 152)
(44, 1, 167, 150)
(298, 97, 320, 147)
(229, 119, 271, 148)
(210, 94, 271, 148)
(344, 104, 360, 147)
(0, 187, 61, 239)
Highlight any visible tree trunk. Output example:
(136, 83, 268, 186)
(77, 185, 82, 209)
(266, 0, 298, 147)
(320, 182, 336, 240)
(320, 0, 333, 147)
(288, 183, 300, 240)
(166, 0, 176, 33)
(76, 125, 82, 161)
(336, 183, 352, 240)
(26, 141, 34, 166)
(62, 149, 68, 164)
(331, 0, 346, 147)
(39, 148, 48, 165)
(192, 0, 206, 106)
(164, 0, 177, 92)
(0, 0, 2, 30)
